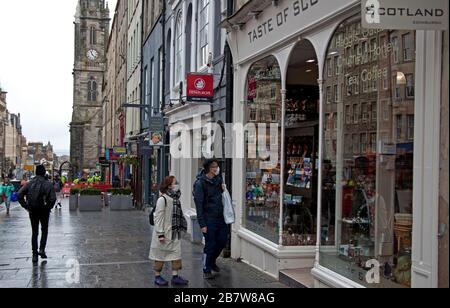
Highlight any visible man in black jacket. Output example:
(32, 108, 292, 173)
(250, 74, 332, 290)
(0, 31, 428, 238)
(193, 159, 229, 279)
(18, 165, 56, 264)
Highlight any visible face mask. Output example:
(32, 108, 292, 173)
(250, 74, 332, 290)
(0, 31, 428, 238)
(214, 167, 220, 176)
(172, 185, 180, 192)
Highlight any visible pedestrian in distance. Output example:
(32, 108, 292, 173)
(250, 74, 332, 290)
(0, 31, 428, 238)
(18, 165, 57, 264)
(1, 178, 16, 215)
(193, 159, 229, 280)
(149, 176, 189, 287)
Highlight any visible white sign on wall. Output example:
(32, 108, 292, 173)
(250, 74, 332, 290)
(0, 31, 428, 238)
(362, 0, 449, 30)
(234, 0, 357, 62)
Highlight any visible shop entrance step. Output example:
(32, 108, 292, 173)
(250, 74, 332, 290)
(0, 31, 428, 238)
(279, 268, 314, 288)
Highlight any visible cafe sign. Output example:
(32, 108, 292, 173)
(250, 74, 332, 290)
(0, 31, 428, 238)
(362, 0, 449, 30)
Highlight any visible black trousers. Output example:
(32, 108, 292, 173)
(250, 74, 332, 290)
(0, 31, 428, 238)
(29, 209, 50, 253)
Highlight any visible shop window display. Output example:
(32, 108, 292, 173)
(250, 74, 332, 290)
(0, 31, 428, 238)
(320, 17, 416, 288)
(244, 56, 282, 244)
(283, 85, 320, 246)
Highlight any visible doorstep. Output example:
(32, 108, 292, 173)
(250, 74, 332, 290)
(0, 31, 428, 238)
(279, 268, 314, 288)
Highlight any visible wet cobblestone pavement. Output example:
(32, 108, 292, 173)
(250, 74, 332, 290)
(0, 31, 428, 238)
(0, 198, 287, 288)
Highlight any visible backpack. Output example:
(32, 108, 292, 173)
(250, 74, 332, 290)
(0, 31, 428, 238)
(192, 178, 209, 201)
(149, 196, 167, 226)
(27, 179, 45, 209)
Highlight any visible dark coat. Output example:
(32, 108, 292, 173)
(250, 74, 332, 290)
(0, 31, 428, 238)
(193, 170, 224, 229)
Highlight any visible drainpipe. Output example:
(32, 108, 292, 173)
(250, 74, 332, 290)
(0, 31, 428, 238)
(222, 0, 234, 259)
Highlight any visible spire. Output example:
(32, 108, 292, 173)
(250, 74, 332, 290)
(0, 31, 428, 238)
(74, 1, 81, 24)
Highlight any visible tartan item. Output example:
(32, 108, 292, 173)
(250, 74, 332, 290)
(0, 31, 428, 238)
(166, 189, 187, 240)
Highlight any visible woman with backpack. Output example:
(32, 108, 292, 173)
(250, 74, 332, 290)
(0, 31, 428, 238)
(149, 176, 189, 286)
(1, 178, 16, 215)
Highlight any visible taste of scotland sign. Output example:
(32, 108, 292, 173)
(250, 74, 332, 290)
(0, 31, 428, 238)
(362, 0, 449, 30)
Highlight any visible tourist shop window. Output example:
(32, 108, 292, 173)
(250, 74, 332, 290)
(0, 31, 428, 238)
(244, 56, 282, 244)
(320, 17, 416, 288)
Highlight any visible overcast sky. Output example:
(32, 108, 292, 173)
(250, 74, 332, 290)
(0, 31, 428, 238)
(0, 0, 116, 156)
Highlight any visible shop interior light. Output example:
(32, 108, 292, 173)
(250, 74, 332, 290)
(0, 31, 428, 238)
(305, 69, 313, 73)
(396, 72, 407, 85)
(306, 59, 316, 63)
(329, 51, 338, 56)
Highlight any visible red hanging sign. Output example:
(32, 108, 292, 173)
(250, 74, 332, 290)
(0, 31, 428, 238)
(186, 73, 214, 102)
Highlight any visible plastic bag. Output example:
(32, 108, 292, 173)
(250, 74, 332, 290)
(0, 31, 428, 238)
(11, 192, 18, 203)
(223, 189, 235, 225)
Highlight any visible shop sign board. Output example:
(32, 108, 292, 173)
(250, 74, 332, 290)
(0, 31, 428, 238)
(107, 148, 120, 162)
(362, 0, 449, 30)
(235, 0, 355, 62)
(186, 73, 214, 102)
(113, 146, 127, 155)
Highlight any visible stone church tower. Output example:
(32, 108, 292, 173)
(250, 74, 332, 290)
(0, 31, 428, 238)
(70, 0, 109, 173)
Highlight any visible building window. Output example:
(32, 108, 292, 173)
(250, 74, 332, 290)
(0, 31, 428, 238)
(352, 134, 359, 154)
(353, 103, 359, 124)
(360, 133, 367, 153)
(174, 11, 183, 85)
(333, 85, 339, 102)
(371, 102, 377, 122)
(90, 26, 97, 45)
(326, 86, 332, 104)
(320, 19, 416, 288)
(143, 66, 148, 121)
(370, 132, 377, 153)
(151, 58, 157, 115)
(394, 76, 401, 100)
(327, 58, 332, 77)
(335, 56, 341, 75)
(407, 115, 415, 140)
(392, 36, 399, 63)
(403, 33, 414, 61)
(345, 105, 351, 124)
(396, 115, 403, 140)
(198, 0, 210, 68)
(245, 56, 281, 244)
(405, 74, 415, 98)
(88, 77, 97, 102)
(361, 103, 368, 122)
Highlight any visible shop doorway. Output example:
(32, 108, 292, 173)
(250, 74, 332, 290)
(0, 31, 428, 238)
(283, 40, 321, 246)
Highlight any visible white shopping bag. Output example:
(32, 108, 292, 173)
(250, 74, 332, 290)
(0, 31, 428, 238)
(222, 188, 235, 225)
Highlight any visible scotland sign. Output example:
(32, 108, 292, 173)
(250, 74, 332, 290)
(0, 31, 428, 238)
(362, 0, 449, 30)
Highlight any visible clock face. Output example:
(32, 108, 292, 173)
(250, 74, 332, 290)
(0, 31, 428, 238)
(87, 49, 98, 61)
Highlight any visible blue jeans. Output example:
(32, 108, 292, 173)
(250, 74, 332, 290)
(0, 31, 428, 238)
(203, 218, 230, 273)
(4, 197, 11, 209)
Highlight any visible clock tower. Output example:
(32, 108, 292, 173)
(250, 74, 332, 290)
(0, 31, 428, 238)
(71, 0, 109, 173)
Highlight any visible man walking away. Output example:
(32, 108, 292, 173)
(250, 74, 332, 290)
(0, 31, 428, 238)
(18, 165, 57, 264)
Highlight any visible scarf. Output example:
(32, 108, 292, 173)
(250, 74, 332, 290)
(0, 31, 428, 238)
(166, 189, 187, 240)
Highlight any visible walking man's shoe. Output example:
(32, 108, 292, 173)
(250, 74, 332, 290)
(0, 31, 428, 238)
(212, 264, 221, 273)
(203, 272, 215, 280)
(38, 250, 47, 259)
(32, 253, 39, 264)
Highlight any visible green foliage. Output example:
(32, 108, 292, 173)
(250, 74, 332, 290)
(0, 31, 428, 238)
(70, 188, 80, 195)
(80, 188, 102, 196)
